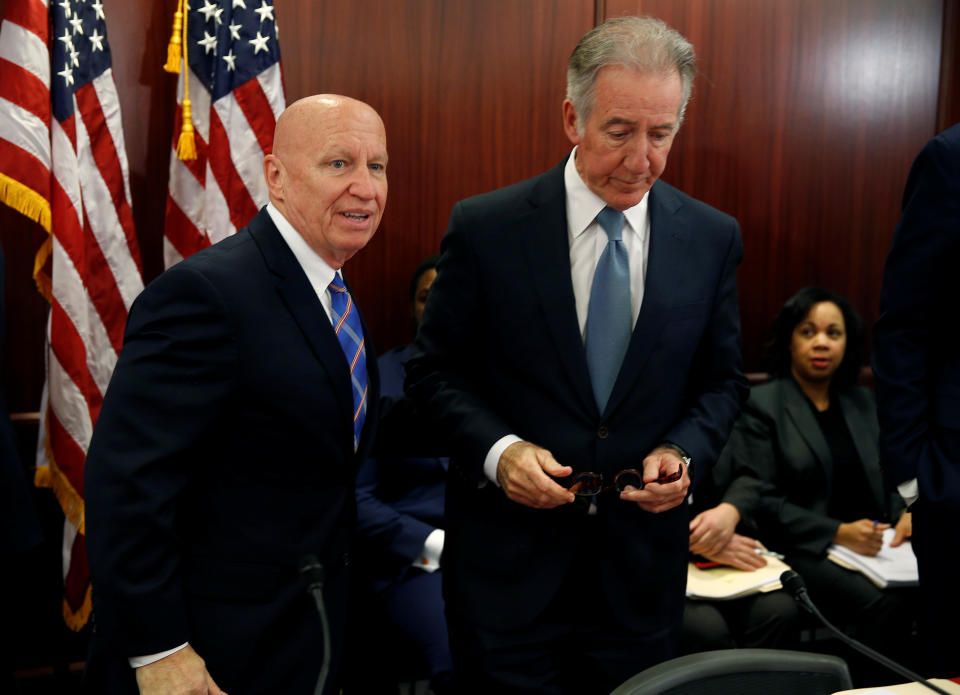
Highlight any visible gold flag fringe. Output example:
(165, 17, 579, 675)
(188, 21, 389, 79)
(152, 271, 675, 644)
(33, 235, 52, 302)
(0, 173, 51, 231)
(35, 419, 90, 631)
(0, 173, 53, 300)
(34, 434, 86, 535)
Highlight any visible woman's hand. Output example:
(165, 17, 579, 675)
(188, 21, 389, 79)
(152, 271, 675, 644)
(706, 534, 768, 571)
(834, 518, 889, 556)
(689, 502, 740, 558)
(890, 510, 912, 547)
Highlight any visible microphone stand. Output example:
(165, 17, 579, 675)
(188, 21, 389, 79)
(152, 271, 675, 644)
(300, 554, 331, 695)
(780, 570, 949, 695)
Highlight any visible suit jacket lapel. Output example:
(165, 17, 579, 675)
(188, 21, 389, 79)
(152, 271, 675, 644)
(782, 378, 834, 478)
(247, 208, 356, 431)
(520, 160, 598, 417)
(606, 182, 688, 415)
(838, 390, 886, 511)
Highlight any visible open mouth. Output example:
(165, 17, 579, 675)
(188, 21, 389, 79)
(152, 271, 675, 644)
(342, 212, 370, 222)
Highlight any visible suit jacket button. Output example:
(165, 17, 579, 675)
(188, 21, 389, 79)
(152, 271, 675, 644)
(597, 426, 609, 439)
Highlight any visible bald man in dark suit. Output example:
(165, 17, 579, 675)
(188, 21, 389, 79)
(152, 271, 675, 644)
(85, 95, 388, 695)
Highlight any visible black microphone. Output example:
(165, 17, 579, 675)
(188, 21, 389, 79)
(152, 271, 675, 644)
(780, 570, 949, 694)
(299, 554, 331, 695)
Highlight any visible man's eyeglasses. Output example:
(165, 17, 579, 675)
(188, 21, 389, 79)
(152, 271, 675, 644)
(563, 466, 682, 497)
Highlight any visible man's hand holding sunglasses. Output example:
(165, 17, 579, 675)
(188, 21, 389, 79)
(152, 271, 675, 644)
(496, 441, 576, 509)
(618, 447, 690, 514)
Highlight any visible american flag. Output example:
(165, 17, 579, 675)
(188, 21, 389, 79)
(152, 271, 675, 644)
(0, 0, 144, 629)
(164, 0, 284, 267)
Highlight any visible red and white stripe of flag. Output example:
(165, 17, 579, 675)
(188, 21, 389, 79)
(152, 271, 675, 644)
(163, 63, 284, 267)
(0, 0, 143, 630)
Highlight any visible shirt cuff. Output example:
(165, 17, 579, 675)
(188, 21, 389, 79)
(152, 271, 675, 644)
(413, 528, 445, 573)
(484, 435, 523, 486)
(129, 643, 189, 668)
(898, 478, 919, 507)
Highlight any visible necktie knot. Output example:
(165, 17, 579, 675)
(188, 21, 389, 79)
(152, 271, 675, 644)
(329, 272, 347, 293)
(596, 206, 625, 242)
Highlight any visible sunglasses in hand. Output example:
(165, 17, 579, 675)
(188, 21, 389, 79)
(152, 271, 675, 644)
(563, 465, 683, 497)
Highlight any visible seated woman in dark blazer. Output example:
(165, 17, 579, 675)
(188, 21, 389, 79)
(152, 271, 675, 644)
(728, 287, 913, 653)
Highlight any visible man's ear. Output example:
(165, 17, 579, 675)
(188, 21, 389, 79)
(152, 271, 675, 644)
(562, 99, 582, 146)
(263, 154, 284, 200)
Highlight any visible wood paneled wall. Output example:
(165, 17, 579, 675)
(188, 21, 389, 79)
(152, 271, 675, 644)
(609, 0, 945, 367)
(279, 0, 594, 349)
(1, 0, 956, 419)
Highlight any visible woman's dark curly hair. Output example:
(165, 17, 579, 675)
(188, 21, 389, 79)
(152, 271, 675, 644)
(763, 286, 864, 389)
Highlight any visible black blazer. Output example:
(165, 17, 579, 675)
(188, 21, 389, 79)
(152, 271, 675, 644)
(85, 208, 379, 694)
(727, 377, 903, 557)
(407, 157, 747, 634)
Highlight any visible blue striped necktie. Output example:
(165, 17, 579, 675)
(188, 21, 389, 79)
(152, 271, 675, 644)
(329, 272, 368, 450)
(585, 206, 631, 412)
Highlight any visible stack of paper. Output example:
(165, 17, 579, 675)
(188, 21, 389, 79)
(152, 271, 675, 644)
(827, 527, 919, 589)
(686, 554, 791, 600)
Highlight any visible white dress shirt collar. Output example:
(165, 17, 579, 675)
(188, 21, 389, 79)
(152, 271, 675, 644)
(563, 147, 649, 241)
(265, 203, 338, 320)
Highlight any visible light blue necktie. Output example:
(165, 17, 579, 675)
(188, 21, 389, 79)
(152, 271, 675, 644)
(329, 272, 368, 450)
(585, 207, 631, 411)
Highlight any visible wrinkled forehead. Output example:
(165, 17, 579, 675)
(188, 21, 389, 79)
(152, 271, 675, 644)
(311, 121, 388, 162)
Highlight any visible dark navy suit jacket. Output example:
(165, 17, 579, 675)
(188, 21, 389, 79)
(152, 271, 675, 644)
(872, 125, 960, 671)
(874, 124, 960, 510)
(407, 157, 748, 634)
(84, 208, 379, 695)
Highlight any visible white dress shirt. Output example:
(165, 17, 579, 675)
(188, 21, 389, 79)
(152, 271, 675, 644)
(483, 148, 652, 483)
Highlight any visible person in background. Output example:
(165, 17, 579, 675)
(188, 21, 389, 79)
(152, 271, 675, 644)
(351, 253, 454, 694)
(873, 123, 960, 675)
(377, 255, 440, 396)
(727, 287, 915, 674)
(680, 442, 801, 653)
(84, 95, 388, 695)
(406, 16, 747, 694)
